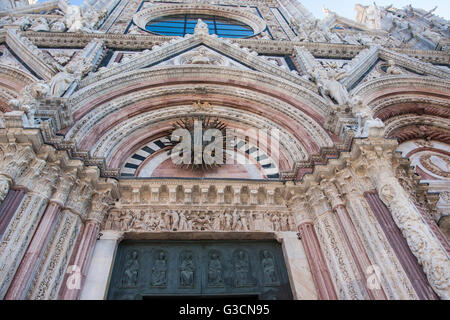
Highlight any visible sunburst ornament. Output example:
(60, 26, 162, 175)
(168, 115, 229, 171)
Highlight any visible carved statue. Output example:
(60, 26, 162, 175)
(320, 69, 351, 106)
(0, 175, 10, 203)
(212, 211, 222, 231)
(386, 60, 403, 75)
(178, 210, 190, 231)
(164, 210, 179, 231)
(194, 19, 209, 36)
(353, 96, 385, 138)
(131, 210, 147, 231)
(180, 251, 195, 287)
(14, 16, 32, 31)
(239, 210, 249, 231)
(64, 4, 106, 33)
(31, 18, 50, 32)
(122, 251, 139, 288)
(232, 209, 240, 230)
(50, 20, 67, 32)
(261, 250, 278, 285)
(9, 80, 49, 125)
(156, 212, 168, 231)
(355, 3, 382, 29)
(224, 210, 232, 231)
(208, 252, 223, 287)
(271, 213, 281, 231)
(253, 212, 265, 231)
(151, 251, 168, 287)
(234, 250, 250, 287)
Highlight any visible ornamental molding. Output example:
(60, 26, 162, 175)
(133, 3, 267, 37)
(379, 48, 450, 79)
(352, 76, 450, 104)
(74, 66, 325, 115)
(5, 29, 60, 80)
(19, 31, 450, 64)
(79, 31, 313, 94)
(371, 95, 450, 117)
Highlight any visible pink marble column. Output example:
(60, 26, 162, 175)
(0, 188, 26, 239)
(364, 190, 439, 300)
(4, 201, 62, 300)
(298, 222, 337, 300)
(58, 220, 100, 300)
(333, 204, 387, 300)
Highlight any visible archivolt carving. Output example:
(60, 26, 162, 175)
(71, 66, 327, 115)
(86, 106, 308, 164)
(351, 76, 450, 105)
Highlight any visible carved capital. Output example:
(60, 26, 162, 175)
(321, 179, 345, 210)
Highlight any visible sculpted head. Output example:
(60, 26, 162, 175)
(380, 184, 395, 205)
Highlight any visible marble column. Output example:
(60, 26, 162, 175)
(365, 190, 438, 300)
(59, 220, 100, 300)
(277, 232, 318, 300)
(0, 191, 48, 299)
(297, 221, 337, 300)
(0, 188, 26, 239)
(322, 180, 387, 300)
(4, 171, 76, 299)
(80, 230, 123, 300)
(4, 201, 61, 300)
(290, 198, 338, 301)
(336, 168, 418, 299)
(358, 142, 449, 299)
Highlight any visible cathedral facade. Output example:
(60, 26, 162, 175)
(0, 0, 449, 300)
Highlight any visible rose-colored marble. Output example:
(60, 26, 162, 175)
(364, 190, 439, 300)
(0, 188, 26, 239)
(78, 93, 323, 156)
(333, 204, 387, 300)
(298, 222, 337, 300)
(4, 201, 61, 300)
(73, 76, 326, 124)
(58, 220, 99, 300)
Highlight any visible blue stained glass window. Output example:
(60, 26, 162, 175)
(145, 14, 254, 38)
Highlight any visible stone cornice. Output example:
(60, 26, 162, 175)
(0, 0, 59, 16)
(5, 29, 59, 80)
(16, 31, 450, 64)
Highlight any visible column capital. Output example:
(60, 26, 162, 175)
(320, 179, 345, 211)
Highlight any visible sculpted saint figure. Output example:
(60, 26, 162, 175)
(122, 251, 139, 287)
(0, 175, 10, 203)
(386, 60, 403, 75)
(212, 211, 222, 231)
(208, 252, 223, 287)
(320, 69, 351, 105)
(180, 252, 195, 287)
(224, 210, 232, 231)
(152, 251, 168, 287)
(235, 250, 250, 287)
(164, 210, 179, 231)
(178, 210, 190, 231)
(261, 250, 278, 285)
